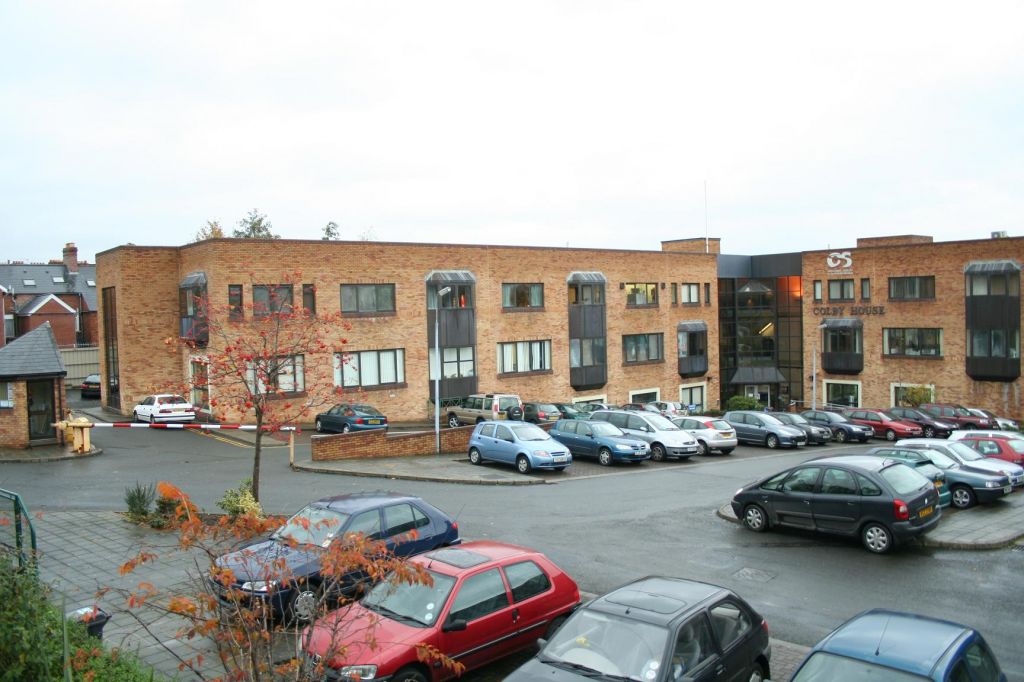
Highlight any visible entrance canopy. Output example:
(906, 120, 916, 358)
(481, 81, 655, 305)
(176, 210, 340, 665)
(729, 366, 787, 385)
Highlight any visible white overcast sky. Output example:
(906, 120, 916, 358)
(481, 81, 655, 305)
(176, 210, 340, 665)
(2, 1, 1023, 263)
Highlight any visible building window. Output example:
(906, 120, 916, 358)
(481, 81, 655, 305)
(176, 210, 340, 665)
(704, 283, 711, 306)
(813, 280, 822, 302)
(825, 381, 860, 408)
(828, 279, 854, 302)
(342, 284, 396, 314)
(888, 276, 935, 300)
(625, 283, 658, 306)
(860, 278, 871, 301)
(679, 384, 705, 412)
(623, 333, 664, 363)
(190, 359, 209, 412)
(497, 340, 552, 374)
(302, 284, 316, 315)
(569, 283, 604, 304)
(252, 285, 293, 318)
(101, 286, 120, 409)
(86, 280, 95, 287)
(22, 279, 35, 286)
(969, 329, 1020, 359)
(501, 283, 543, 309)
(427, 283, 472, 309)
(671, 283, 678, 305)
(335, 349, 406, 388)
(429, 346, 475, 379)
(0, 382, 13, 408)
(52, 276, 65, 283)
(893, 383, 934, 406)
(824, 328, 862, 353)
(570, 337, 606, 368)
(883, 328, 943, 357)
(4, 314, 15, 342)
(247, 355, 305, 393)
(678, 330, 707, 358)
(228, 285, 243, 321)
(679, 283, 699, 305)
(967, 273, 1020, 297)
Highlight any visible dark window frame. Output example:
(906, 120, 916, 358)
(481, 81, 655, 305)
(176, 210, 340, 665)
(501, 283, 544, 309)
(568, 283, 604, 305)
(228, 284, 243, 321)
(622, 332, 665, 364)
(342, 283, 397, 314)
(888, 276, 936, 301)
(497, 339, 552, 374)
(302, 283, 316, 316)
(813, 280, 822, 302)
(336, 348, 407, 389)
(625, 282, 659, 307)
(252, 284, 294, 318)
(827, 279, 855, 302)
(679, 283, 699, 305)
(883, 328, 943, 357)
(570, 337, 606, 368)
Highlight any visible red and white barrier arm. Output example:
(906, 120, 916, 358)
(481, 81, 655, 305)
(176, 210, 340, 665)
(87, 423, 300, 432)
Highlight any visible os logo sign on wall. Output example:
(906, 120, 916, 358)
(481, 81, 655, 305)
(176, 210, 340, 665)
(826, 251, 853, 269)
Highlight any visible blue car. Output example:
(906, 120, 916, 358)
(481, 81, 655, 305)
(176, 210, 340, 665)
(212, 492, 459, 622)
(791, 609, 1006, 681)
(468, 420, 572, 473)
(548, 418, 650, 465)
(314, 402, 388, 434)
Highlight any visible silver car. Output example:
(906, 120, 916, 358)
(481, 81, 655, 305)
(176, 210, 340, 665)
(898, 437, 1024, 487)
(671, 416, 738, 455)
(589, 410, 700, 461)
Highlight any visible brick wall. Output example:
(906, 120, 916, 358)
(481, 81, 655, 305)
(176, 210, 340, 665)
(856, 235, 934, 248)
(661, 237, 722, 254)
(0, 381, 29, 448)
(311, 421, 556, 460)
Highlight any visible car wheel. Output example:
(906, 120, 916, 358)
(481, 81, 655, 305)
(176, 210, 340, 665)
(341, 423, 351, 434)
(765, 434, 779, 449)
(720, 448, 735, 455)
(861, 522, 893, 554)
(133, 410, 141, 423)
(834, 429, 848, 443)
(923, 426, 935, 438)
(286, 586, 320, 624)
(696, 440, 709, 456)
(447, 414, 460, 428)
(951, 485, 976, 509)
(516, 455, 531, 474)
(392, 667, 428, 682)
(885, 429, 896, 441)
(742, 504, 768, 532)
(149, 413, 156, 424)
(468, 447, 482, 465)
(651, 443, 667, 461)
(314, 419, 324, 433)
(598, 447, 613, 466)
(747, 661, 769, 682)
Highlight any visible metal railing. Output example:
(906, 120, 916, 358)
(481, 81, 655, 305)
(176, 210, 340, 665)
(0, 488, 37, 570)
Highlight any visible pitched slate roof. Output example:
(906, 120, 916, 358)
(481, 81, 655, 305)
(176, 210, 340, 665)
(0, 322, 67, 379)
(0, 263, 98, 310)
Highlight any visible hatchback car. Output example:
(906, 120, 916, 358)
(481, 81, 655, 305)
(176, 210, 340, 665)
(80, 373, 101, 399)
(843, 408, 924, 441)
(957, 436, 1024, 467)
(920, 403, 995, 430)
(898, 438, 1024, 488)
(671, 416, 738, 455)
(867, 446, 1011, 508)
(314, 403, 388, 433)
(549, 418, 650, 465)
(861, 448, 952, 508)
(589, 410, 700, 461)
(887, 406, 959, 438)
(551, 402, 587, 420)
(132, 394, 196, 423)
(302, 541, 580, 682)
(966, 407, 1019, 432)
(770, 412, 832, 445)
(732, 456, 942, 553)
(724, 411, 806, 449)
(446, 393, 524, 427)
(522, 402, 562, 424)
(212, 492, 460, 622)
(800, 410, 873, 443)
(508, 576, 771, 682)
(468, 421, 572, 473)
(790, 609, 1006, 681)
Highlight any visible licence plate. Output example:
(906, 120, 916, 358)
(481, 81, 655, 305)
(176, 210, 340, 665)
(368, 419, 381, 424)
(720, 431, 734, 437)
(552, 455, 568, 463)
(918, 506, 934, 518)
(1004, 486, 1012, 494)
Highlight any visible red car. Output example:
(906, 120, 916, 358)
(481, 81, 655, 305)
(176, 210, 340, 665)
(919, 403, 995, 430)
(958, 436, 1024, 466)
(302, 541, 579, 682)
(843, 409, 923, 441)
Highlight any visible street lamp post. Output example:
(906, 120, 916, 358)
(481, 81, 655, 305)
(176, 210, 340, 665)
(433, 286, 451, 454)
(811, 322, 826, 409)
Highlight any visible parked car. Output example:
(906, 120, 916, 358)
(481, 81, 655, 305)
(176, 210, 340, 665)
(919, 403, 995, 430)
(966, 407, 1019, 432)
(957, 436, 1024, 467)
(790, 609, 1007, 681)
(551, 402, 587, 420)
(800, 409, 874, 443)
(869, 446, 1011, 507)
(589, 409, 700, 461)
(132, 394, 196, 423)
(522, 401, 562, 424)
(549, 418, 650, 465)
(732, 455, 942, 553)
(842, 408, 924, 441)
(80, 373, 101, 399)
(724, 411, 806, 449)
(446, 393, 524, 428)
(314, 403, 388, 434)
(645, 400, 688, 417)
(303, 541, 580, 682)
(898, 438, 1024, 487)
(770, 412, 832, 445)
(620, 403, 647, 411)
(887, 406, 958, 438)
(857, 447, 952, 507)
(213, 492, 460, 622)
(671, 416, 738, 455)
(948, 429, 1024, 442)
(573, 402, 618, 414)
(468, 421, 572, 473)
(506, 576, 771, 682)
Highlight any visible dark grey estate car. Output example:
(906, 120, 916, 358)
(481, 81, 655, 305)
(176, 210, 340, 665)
(731, 455, 942, 553)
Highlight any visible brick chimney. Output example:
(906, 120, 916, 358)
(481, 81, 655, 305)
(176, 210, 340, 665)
(63, 242, 78, 274)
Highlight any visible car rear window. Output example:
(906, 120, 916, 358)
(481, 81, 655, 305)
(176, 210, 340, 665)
(880, 463, 930, 496)
(158, 395, 188, 405)
(710, 420, 732, 430)
(353, 404, 384, 416)
(1009, 440, 1024, 454)
(535, 404, 558, 412)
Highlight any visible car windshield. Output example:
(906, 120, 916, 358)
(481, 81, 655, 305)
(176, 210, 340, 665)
(773, 414, 793, 424)
(352, 404, 384, 416)
(85, 374, 99, 382)
(880, 411, 901, 421)
(824, 413, 850, 423)
(922, 450, 958, 469)
(361, 570, 456, 628)
(880, 463, 929, 495)
(591, 422, 624, 437)
(710, 420, 732, 430)
(760, 414, 784, 426)
(946, 442, 984, 461)
(953, 406, 972, 417)
(559, 405, 581, 417)
(273, 506, 349, 547)
(512, 425, 551, 441)
(786, 414, 809, 425)
(540, 609, 670, 681)
(645, 414, 679, 431)
(791, 651, 928, 682)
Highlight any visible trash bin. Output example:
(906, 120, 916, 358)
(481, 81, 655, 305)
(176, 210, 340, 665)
(70, 606, 110, 639)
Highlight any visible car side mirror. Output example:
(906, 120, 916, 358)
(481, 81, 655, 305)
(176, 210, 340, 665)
(536, 637, 548, 648)
(442, 618, 467, 632)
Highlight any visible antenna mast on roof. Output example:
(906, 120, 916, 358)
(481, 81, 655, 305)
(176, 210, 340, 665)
(704, 180, 709, 254)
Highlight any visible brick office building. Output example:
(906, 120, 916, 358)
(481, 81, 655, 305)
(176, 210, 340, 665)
(95, 239, 720, 421)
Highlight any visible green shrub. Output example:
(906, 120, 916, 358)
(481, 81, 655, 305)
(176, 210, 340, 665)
(217, 479, 264, 518)
(124, 482, 155, 522)
(725, 395, 760, 411)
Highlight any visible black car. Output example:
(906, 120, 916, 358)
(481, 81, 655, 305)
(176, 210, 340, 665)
(770, 412, 832, 445)
(801, 409, 874, 443)
(523, 401, 562, 423)
(731, 455, 942, 553)
(887, 406, 958, 439)
(80, 373, 101, 399)
(507, 576, 771, 682)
